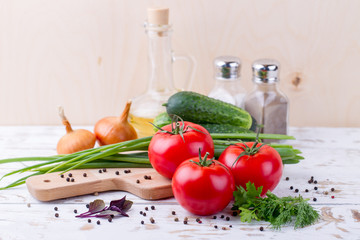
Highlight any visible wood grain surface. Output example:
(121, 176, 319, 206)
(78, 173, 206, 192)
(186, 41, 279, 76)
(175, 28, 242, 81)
(0, 0, 359, 127)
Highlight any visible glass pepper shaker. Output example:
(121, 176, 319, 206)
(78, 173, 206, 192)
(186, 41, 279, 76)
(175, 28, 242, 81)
(244, 59, 289, 135)
(208, 56, 246, 108)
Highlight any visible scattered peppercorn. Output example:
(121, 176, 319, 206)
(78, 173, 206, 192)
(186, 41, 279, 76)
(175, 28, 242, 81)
(97, 220, 100, 225)
(308, 180, 313, 184)
(74, 209, 77, 214)
(124, 169, 131, 174)
(174, 217, 179, 222)
(55, 213, 59, 218)
(145, 207, 149, 211)
(60, 174, 64, 178)
(314, 180, 318, 184)
(295, 189, 299, 193)
(141, 220, 144, 224)
(213, 216, 217, 219)
(71, 178, 75, 182)
(311, 176, 314, 179)
(88, 219, 91, 223)
(151, 206, 155, 210)
(214, 225, 218, 229)
(196, 218, 200, 222)
(183, 220, 188, 224)
(314, 187, 318, 190)
(54, 207, 58, 211)
(331, 196, 335, 199)
(150, 217, 155, 224)
(290, 186, 293, 190)
(103, 168, 107, 172)
(110, 215, 114, 219)
(143, 212, 146, 216)
(86, 204, 89, 208)
(115, 171, 119, 175)
(285, 177, 289, 181)
(232, 211, 238, 216)
(225, 216, 230, 221)
(220, 215, 225, 219)
(229, 225, 232, 228)
(68, 173, 72, 177)
(98, 169, 102, 173)
(172, 211, 176, 215)
(305, 189, 309, 192)
(66, 177, 70, 182)
(108, 217, 112, 223)
(83, 173, 87, 177)
(147, 175, 152, 180)
(144, 175, 148, 179)
(331, 188, 335, 192)
(313, 197, 317, 202)
(136, 179, 140, 184)
(260, 226, 264, 231)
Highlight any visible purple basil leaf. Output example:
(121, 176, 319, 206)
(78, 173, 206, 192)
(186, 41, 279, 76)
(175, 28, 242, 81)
(89, 199, 105, 213)
(109, 196, 126, 209)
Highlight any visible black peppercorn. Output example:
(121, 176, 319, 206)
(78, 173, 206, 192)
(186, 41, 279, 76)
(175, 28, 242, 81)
(232, 211, 238, 216)
(295, 189, 299, 193)
(172, 211, 176, 215)
(183, 220, 188, 224)
(108, 217, 112, 223)
(71, 178, 75, 182)
(136, 179, 140, 184)
(98, 169, 102, 173)
(60, 174, 64, 178)
(83, 173, 87, 177)
(55, 213, 59, 217)
(97, 220, 100, 225)
(145, 207, 149, 211)
(141, 220, 144, 224)
(86, 204, 89, 208)
(144, 175, 148, 179)
(143, 212, 146, 217)
(305, 189, 309, 192)
(285, 177, 289, 181)
(66, 177, 70, 182)
(226, 216, 230, 221)
(214, 225, 218, 229)
(213, 216, 217, 219)
(68, 173, 72, 177)
(196, 218, 200, 222)
(260, 226, 264, 231)
(331, 188, 335, 192)
(151, 206, 155, 210)
(174, 217, 179, 222)
(115, 171, 119, 175)
(54, 207, 58, 211)
(74, 209, 77, 214)
(290, 186, 293, 190)
(220, 215, 224, 219)
(88, 219, 91, 223)
(314, 180, 318, 184)
(314, 187, 318, 190)
(229, 225, 232, 228)
(150, 217, 155, 224)
(103, 168, 107, 172)
(147, 175, 152, 180)
(313, 197, 317, 202)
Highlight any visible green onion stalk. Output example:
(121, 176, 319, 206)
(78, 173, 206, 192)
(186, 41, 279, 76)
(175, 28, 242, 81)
(0, 133, 302, 190)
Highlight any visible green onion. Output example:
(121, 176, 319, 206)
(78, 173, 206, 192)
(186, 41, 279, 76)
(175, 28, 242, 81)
(0, 133, 302, 189)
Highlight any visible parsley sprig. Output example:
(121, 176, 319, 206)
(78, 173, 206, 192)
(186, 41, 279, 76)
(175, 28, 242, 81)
(233, 182, 320, 230)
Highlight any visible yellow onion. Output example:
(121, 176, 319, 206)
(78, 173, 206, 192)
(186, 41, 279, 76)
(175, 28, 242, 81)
(94, 100, 138, 146)
(56, 107, 96, 154)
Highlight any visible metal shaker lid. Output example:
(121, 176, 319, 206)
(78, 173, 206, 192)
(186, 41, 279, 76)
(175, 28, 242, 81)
(252, 59, 280, 83)
(214, 56, 241, 80)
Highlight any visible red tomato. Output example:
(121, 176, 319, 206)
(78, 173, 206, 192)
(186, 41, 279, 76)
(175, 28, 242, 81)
(172, 157, 235, 216)
(218, 142, 283, 196)
(148, 121, 214, 179)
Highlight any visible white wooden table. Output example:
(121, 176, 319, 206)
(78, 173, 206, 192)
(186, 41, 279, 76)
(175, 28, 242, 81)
(0, 126, 359, 240)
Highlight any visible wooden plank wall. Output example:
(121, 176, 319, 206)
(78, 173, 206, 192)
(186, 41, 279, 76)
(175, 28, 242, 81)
(0, 0, 359, 127)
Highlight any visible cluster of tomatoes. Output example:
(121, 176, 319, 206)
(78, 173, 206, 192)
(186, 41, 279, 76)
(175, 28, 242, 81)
(148, 121, 283, 216)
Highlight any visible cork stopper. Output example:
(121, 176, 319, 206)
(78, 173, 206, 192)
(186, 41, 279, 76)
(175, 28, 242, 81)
(147, 7, 169, 25)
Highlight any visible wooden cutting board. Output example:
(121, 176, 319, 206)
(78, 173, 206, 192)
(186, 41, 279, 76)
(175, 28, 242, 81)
(26, 168, 173, 201)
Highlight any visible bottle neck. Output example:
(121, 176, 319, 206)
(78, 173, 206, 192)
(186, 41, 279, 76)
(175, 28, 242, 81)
(145, 23, 175, 93)
(253, 81, 279, 92)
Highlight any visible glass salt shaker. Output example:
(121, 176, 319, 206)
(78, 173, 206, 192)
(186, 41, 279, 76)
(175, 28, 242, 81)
(208, 56, 246, 108)
(244, 59, 289, 135)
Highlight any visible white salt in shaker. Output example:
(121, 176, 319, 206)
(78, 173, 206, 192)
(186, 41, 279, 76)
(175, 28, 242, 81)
(208, 56, 246, 108)
(244, 59, 289, 135)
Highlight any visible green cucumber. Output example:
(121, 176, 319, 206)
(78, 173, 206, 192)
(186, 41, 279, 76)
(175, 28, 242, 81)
(163, 91, 253, 129)
(153, 112, 254, 134)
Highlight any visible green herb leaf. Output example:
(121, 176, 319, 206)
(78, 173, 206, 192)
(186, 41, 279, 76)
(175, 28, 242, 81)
(233, 182, 319, 230)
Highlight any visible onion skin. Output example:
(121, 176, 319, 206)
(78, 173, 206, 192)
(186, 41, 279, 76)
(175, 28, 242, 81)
(56, 107, 96, 154)
(57, 129, 96, 154)
(94, 101, 138, 146)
